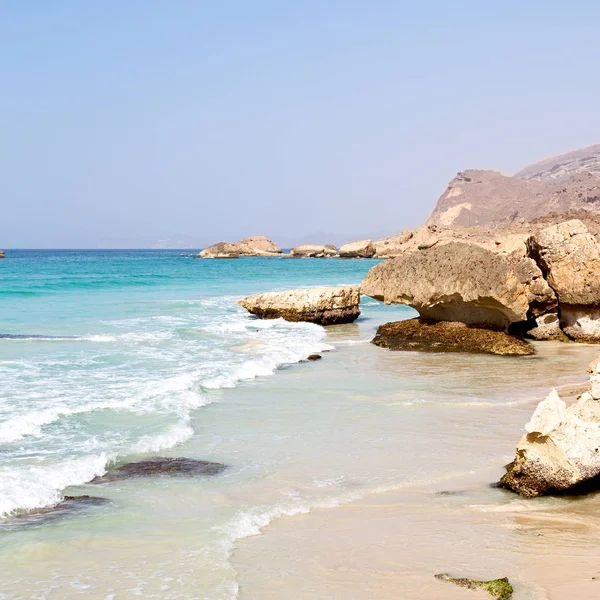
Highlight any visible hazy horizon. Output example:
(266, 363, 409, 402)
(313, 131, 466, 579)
(3, 2, 600, 248)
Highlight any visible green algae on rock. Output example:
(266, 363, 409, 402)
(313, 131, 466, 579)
(435, 573, 513, 599)
(372, 318, 534, 356)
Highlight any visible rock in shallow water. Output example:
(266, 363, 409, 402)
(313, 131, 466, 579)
(435, 574, 513, 599)
(237, 286, 360, 326)
(372, 319, 534, 356)
(90, 457, 227, 483)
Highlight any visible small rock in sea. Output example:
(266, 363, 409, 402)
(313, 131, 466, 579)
(435, 573, 513, 599)
(307, 354, 322, 361)
(372, 318, 534, 356)
(237, 286, 360, 326)
(89, 457, 227, 483)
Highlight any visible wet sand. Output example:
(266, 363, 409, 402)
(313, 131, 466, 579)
(234, 347, 600, 600)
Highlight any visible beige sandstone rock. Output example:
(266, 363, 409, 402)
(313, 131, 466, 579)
(197, 242, 240, 258)
(235, 236, 281, 256)
(237, 286, 360, 325)
(361, 242, 556, 330)
(500, 358, 600, 496)
(337, 239, 375, 258)
(289, 245, 338, 258)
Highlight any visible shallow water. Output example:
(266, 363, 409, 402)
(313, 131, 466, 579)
(1, 251, 598, 599)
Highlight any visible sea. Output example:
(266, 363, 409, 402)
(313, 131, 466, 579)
(1, 250, 599, 599)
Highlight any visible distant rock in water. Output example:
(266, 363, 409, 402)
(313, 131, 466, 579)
(0, 250, 4, 259)
(89, 457, 227, 483)
(0, 333, 78, 340)
(288, 244, 338, 258)
(237, 286, 360, 326)
(500, 355, 600, 497)
(372, 319, 534, 356)
(337, 239, 375, 258)
(197, 236, 281, 258)
(427, 144, 600, 228)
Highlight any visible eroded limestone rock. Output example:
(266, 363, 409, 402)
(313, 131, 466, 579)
(289, 244, 338, 258)
(338, 239, 375, 258)
(500, 359, 600, 496)
(237, 286, 360, 325)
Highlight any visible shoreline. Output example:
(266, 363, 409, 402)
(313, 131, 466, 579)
(232, 341, 600, 600)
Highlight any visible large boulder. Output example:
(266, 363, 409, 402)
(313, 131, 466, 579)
(500, 357, 600, 497)
(372, 319, 534, 356)
(237, 286, 360, 325)
(235, 236, 281, 256)
(338, 239, 375, 258)
(289, 244, 338, 258)
(197, 242, 240, 258)
(528, 219, 600, 341)
(362, 242, 556, 330)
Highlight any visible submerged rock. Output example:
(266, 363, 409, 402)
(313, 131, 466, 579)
(2, 496, 108, 527)
(362, 242, 555, 331)
(500, 357, 600, 496)
(90, 457, 227, 483)
(306, 354, 322, 361)
(372, 318, 535, 356)
(435, 573, 513, 600)
(237, 286, 360, 326)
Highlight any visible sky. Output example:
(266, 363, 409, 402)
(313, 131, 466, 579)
(2, 1, 600, 248)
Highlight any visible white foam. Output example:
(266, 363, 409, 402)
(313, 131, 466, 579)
(0, 453, 110, 517)
(129, 421, 194, 454)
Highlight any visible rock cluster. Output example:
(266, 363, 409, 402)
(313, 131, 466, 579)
(499, 356, 600, 497)
(237, 286, 360, 325)
(362, 218, 600, 343)
(198, 236, 281, 258)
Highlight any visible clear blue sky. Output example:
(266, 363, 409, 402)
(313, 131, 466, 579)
(2, 1, 600, 247)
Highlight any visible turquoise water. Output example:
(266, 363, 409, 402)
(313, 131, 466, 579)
(2, 251, 597, 599)
(0, 251, 394, 517)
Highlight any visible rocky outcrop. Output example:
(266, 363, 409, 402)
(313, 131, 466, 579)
(237, 286, 360, 325)
(288, 244, 338, 258)
(234, 236, 281, 256)
(0, 250, 4, 259)
(362, 242, 555, 330)
(197, 242, 240, 258)
(90, 458, 227, 483)
(500, 356, 600, 497)
(337, 239, 375, 258)
(197, 236, 281, 258)
(427, 144, 600, 228)
(372, 319, 534, 356)
(373, 231, 413, 258)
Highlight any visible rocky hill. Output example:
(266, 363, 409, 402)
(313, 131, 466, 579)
(427, 145, 600, 228)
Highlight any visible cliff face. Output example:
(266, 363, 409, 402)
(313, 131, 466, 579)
(427, 145, 600, 228)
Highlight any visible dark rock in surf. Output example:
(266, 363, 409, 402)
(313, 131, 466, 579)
(89, 457, 227, 483)
(372, 318, 534, 356)
(307, 354, 322, 361)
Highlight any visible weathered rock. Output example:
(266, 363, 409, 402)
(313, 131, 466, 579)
(337, 239, 375, 258)
(306, 354, 322, 361)
(372, 319, 534, 356)
(90, 457, 227, 483)
(0, 250, 5, 259)
(197, 242, 240, 259)
(435, 574, 513, 600)
(237, 286, 360, 325)
(500, 362, 600, 496)
(289, 244, 338, 258)
(362, 242, 556, 330)
(522, 312, 569, 341)
(373, 230, 413, 258)
(235, 236, 281, 256)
